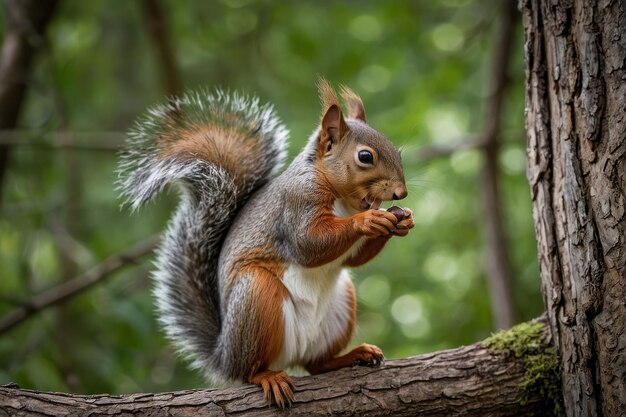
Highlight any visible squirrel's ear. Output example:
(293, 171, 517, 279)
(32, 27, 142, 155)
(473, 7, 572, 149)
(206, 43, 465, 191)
(320, 104, 347, 155)
(340, 86, 366, 123)
(318, 78, 347, 155)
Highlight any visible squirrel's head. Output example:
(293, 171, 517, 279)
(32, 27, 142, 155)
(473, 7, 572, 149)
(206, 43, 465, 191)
(315, 79, 407, 212)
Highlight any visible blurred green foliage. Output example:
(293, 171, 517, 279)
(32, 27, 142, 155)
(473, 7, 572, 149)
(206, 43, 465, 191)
(0, 0, 543, 395)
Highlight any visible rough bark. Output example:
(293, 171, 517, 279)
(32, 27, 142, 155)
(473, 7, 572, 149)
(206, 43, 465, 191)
(522, 0, 626, 416)
(0, 324, 555, 416)
(0, 0, 59, 201)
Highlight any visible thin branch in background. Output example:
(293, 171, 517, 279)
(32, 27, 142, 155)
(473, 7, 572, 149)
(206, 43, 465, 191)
(0, 235, 160, 335)
(480, 0, 519, 329)
(412, 134, 486, 163)
(140, 0, 182, 96)
(47, 214, 96, 273)
(0, 0, 59, 202)
(0, 130, 124, 151)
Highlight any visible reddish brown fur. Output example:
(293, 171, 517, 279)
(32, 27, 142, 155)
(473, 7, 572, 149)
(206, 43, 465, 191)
(294, 170, 398, 268)
(158, 124, 261, 198)
(280, 173, 364, 268)
(231, 257, 295, 407)
(313, 157, 343, 197)
(305, 212, 362, 267)
(343, 236, 391, 267)
(223, 244, 282, 292)
(245, 265, 288, 371)
(247, 369, 294, 408)
(305, 344, 384, 374)
(224, 246, 290, 382)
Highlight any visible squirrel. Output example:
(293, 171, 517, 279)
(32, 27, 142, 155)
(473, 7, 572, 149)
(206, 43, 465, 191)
(118, 79, 414, 408)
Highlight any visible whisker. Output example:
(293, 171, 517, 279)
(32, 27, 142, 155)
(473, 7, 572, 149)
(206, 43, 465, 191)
(344, 188, 365, 198)
(406, 178, 433, 186)
(398, 143, 422, 156)
(369, 189, 386, 210)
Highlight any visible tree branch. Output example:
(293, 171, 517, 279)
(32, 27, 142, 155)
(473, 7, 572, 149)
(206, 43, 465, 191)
(412, 134, 486, 163)
(0, 130, 124, 151)
(0, 318, 557, 416)
(0, 235, 160, 334)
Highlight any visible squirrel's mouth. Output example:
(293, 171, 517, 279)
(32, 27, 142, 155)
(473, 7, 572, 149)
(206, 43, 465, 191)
(359, 196, 383, 211)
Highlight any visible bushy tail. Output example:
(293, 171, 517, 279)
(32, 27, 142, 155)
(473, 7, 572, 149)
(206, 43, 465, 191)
(117, 89, 288, 374)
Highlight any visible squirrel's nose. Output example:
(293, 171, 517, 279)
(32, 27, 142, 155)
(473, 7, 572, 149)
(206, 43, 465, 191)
(392, 186, 408, 200)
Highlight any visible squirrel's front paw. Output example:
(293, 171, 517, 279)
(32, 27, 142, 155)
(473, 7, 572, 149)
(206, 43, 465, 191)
(349, 343, 385, 368)
(392, 207, 415, 237)
(353, 210, 398, 237)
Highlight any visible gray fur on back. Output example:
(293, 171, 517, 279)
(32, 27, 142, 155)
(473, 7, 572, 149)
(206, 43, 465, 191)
(117, 89, 288, 380)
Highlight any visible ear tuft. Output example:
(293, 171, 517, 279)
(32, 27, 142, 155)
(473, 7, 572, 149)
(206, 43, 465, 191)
(318, 77, 342, 115)
(340, 85, 366, 122)
(317, 78, 348, 158)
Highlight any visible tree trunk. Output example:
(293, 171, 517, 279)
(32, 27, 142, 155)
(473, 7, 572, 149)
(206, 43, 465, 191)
(0, 319, 557, 416)
(522, 0, 626, 416)
(481, 0, 519, 330)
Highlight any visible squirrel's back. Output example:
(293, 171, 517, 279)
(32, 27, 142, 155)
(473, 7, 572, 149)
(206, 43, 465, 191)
(117, 89, 288, 377)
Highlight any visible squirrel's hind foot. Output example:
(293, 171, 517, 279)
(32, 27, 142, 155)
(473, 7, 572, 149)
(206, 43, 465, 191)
(248, 369, 295, 409)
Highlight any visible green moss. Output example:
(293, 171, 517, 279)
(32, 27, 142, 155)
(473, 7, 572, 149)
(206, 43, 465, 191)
(483, 320, 563, 417)
(483, 321, 545, 357)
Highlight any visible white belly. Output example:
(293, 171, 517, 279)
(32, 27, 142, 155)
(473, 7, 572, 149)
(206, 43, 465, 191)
(273, 264, 354, 369)
(272, 199, 362, 369)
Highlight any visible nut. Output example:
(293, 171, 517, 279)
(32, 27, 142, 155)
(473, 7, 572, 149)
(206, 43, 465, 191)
(387, 206, 405, 222)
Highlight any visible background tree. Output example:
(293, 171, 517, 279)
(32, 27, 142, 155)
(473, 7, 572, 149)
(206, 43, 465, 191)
(523, 0, 626, 415)
(0, 0, 58, 200)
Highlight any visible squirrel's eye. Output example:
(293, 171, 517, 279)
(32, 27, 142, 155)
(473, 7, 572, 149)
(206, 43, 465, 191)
(357, 150, 374, 165)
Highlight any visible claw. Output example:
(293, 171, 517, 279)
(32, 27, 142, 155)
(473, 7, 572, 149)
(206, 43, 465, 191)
(352, 344, 385, 368)
(279, 379, 295, 406)
(248, 369, 295, 409)
(260, 379, 271, 405)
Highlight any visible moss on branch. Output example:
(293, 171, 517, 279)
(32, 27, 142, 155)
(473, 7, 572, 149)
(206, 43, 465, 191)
(483, 319, 563, 416)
